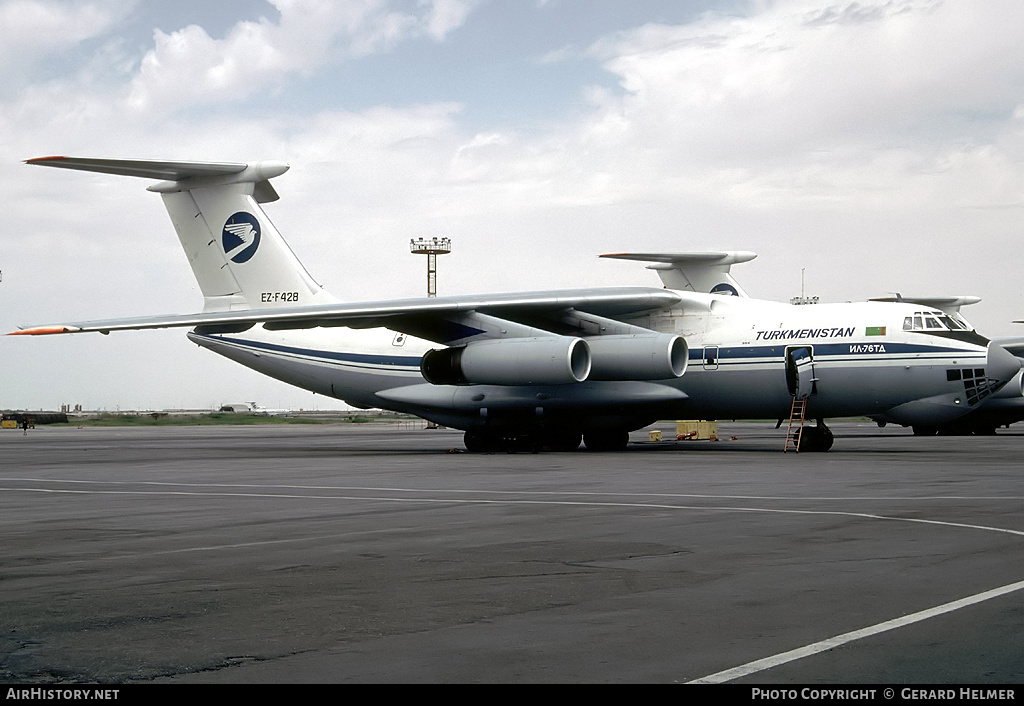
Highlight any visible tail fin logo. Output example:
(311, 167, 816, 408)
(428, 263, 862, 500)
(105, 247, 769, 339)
(222, 212, 262, 263)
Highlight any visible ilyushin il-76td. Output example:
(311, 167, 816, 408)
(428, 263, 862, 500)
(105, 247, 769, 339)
(11, 157, 1022, 452)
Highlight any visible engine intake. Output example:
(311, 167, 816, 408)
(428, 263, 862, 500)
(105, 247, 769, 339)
(421, 337, 591, 386)
(586, 334, 688, 380)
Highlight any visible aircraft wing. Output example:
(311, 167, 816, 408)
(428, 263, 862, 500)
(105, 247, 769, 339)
(994, 337, 1024, 358)
(9, 287, 684, 344)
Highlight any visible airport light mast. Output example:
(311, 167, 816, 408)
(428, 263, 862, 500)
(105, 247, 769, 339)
(410, 237, 451, 297)
(790, 267, 819, 305)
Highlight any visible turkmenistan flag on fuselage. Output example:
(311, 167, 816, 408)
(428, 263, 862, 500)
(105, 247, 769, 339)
(866, 326, 887, 336)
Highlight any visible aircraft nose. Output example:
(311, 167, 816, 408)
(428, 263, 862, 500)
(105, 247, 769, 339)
(987, 342, 1021, 390)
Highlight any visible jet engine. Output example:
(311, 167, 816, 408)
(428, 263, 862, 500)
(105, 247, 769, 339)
(421, 336, 591, 386)
(420, 333, 689, 386)
(989, 369, 1024, 399)
(586, 334, 688, 380)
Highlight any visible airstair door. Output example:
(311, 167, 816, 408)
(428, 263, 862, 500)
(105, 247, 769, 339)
(785, 346, 815, 399)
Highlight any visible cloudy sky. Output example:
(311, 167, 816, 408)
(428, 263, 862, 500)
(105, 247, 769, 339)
(3, 0, 1024, 411)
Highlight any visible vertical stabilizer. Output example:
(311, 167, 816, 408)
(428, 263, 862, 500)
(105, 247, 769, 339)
(26, 156, 339, 312)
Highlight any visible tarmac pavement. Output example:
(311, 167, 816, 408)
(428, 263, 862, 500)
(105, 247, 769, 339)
(0, 421, 1021, 684)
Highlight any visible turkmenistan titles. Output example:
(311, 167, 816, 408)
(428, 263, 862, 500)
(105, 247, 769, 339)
(755, 327, 855, 341)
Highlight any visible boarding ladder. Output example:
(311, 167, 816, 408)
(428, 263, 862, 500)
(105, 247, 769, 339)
(783, 396, 807, 453)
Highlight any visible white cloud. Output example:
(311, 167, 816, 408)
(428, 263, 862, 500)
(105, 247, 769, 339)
(124, 0, 478, 113)
(420, 0, 478, 41)
(566, 0, 1024, 212)
(0, 0, 134, 91)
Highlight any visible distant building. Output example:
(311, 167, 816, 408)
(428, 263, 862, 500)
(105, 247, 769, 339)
(219, 402, 255, 413)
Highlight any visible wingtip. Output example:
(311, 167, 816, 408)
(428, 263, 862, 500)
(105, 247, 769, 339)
(7, 325, 80, 336)
(25, 155, 68, 165)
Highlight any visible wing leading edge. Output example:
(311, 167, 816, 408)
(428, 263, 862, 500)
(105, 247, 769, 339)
(25, 156, 248, 181)
(9, 287, 684, 343)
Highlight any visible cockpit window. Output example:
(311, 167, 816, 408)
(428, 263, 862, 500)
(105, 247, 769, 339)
(902, 311, 975, 332)
(937, 314, 967, 331)
(950, 313, 973, 330)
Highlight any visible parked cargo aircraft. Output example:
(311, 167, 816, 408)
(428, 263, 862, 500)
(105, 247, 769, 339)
(11, 157, 1021, 451)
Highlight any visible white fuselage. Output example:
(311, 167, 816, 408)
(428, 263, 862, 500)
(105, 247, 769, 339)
(188, 292, 1004, 432)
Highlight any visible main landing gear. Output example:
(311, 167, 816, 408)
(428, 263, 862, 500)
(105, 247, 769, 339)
(799, 421, 834, 452)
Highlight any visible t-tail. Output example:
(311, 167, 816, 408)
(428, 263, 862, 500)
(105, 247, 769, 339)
(599, 251, 756, 296)
(26, 157, 338, 312)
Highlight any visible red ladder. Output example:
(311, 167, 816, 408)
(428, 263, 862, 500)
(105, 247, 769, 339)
(784, 396, 806, 453)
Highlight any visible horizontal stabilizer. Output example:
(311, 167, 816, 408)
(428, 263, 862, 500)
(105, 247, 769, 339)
(26, 156, 248, 181)
(601, 252, 757, 266)
(601, 251, 757, 296)
(26, 156, 288, 202)
(869, 296, 981, 314)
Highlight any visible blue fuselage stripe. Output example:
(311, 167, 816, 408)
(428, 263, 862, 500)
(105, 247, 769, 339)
(690, 342, 974, 360)
(193, 334, 423, 368)
(199, 334, 982, 374)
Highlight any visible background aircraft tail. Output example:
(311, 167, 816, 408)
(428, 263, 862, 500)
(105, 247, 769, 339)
(600, 251, 757, 296)
(27, 157, 338, 312)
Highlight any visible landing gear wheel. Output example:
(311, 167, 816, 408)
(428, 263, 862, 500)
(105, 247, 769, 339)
(583, 430, 629, 452)
(464, 429, 499, 453)
(798, 425, 834, 452)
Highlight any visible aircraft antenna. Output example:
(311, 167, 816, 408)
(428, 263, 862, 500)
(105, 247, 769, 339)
(410, 237, 451, 297)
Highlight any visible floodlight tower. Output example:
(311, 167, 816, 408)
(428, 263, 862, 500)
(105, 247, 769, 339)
(410, 237, 451, 297)
(789, 267, 819, 306)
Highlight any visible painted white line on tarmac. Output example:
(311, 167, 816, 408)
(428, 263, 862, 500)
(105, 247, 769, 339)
(688, 578, 1024, 683)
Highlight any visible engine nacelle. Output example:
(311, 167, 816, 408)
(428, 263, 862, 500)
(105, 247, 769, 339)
(586, 334, 688, 381)
(421, 337, 591, 386)
(990, 369, 1024, 399)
